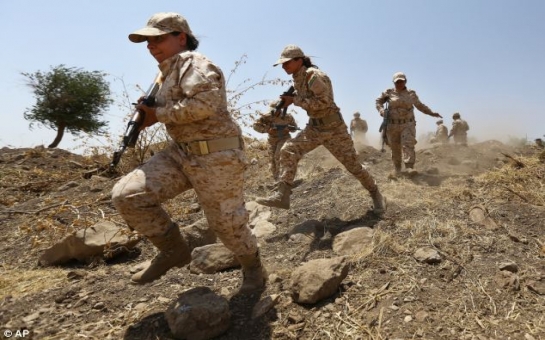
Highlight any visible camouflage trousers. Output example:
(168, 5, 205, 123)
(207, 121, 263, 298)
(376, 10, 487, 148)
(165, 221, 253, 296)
(268, 136, 290, 180)
(279, 121, 377, 192)
(386, 122, 417, 167)
(111, 142, 257, 256)
(453, 134, 468, 146)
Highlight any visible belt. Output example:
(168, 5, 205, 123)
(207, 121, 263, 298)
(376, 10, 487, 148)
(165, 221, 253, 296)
(310, 112, 342, 126)
(388, 117, 414, 124)
(178, 136, 242, 156)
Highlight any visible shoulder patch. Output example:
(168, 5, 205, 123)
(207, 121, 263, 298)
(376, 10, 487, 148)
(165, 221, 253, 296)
(306, 72, 317, 88)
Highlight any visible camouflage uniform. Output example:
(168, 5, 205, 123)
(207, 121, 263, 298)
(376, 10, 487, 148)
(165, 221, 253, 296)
(111, 50, 257, 257)
(252, 106, 297, 180)
(450, 114, 469, 146)
(375, 73, 437, 171)
(256, 45, 385, 214)
(350, 113, 368, 145)
(431, 120, 448, 144)
(278, 66, 377, 192)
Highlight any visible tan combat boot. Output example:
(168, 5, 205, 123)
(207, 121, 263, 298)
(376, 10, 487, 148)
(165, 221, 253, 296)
(131, 225, 191, 284)
(388, 164, 402, 179)
(404, 163, 418, 176)
(236, 251, 267, 294)
(256, 181, 292, 209)
(370, 188, 387, 215)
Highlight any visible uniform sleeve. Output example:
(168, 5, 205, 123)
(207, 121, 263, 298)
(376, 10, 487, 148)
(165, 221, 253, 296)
(410, 91, 434, 116)
(451, 121, 460, 134)
(375, 90, 389, 115)
(252, 115, 270, 133)
(155, 57, 225, 124)
(292, 69, 332, 112)
(362, 120, 368, 132)
(287, 114, 297, 128)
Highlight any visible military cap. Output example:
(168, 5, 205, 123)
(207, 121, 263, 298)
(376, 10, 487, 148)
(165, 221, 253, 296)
(129, 12, 194, 43)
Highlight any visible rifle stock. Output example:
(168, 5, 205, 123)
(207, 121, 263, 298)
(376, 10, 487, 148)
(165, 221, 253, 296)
(109, 74, 162, 169)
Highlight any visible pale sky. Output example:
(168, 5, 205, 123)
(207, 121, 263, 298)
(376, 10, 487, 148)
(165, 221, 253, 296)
(1, 0, 544, 153)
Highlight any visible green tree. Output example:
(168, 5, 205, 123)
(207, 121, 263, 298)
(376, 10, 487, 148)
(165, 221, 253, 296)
(22, 65, 112, 148)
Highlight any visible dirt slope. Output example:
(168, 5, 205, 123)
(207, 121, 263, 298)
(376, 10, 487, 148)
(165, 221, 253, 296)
(0, 141, 544, 340)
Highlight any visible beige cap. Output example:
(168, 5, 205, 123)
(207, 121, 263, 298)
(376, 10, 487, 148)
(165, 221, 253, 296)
(273, 45, 306, 66)
(393, 72, 407, 83)
(129, 12, 193, 43)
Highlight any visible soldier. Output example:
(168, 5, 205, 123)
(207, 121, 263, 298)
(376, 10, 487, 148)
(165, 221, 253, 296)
(111, 12, 266, 293)
(252, 101, 298, 180)
(430, 119, 448, 144)
(256, 45, 386, 214)
(448, 112, 470, 146)
(376, 72, 442, 177)
(350, 112, 369, 145)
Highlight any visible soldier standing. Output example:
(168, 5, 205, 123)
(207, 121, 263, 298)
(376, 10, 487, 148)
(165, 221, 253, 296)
(350, 112, 369, 146)
(376, 72, 442, 176)
(448, 112, 470, 146)
(430, 119, 448, 144)
(252, 101, 298, 180)
(111, 12, 266, 293)
(256, 45, 386, 214)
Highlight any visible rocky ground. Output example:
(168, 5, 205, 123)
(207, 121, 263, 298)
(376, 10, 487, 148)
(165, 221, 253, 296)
(0, 139, 544, 340)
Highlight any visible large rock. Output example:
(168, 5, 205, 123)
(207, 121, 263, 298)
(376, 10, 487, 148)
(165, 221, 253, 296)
(165, 286, 230, 340)
(332, 227, 374, 255)
(189, 243, 239, 274)
(289, 257, 349, 304)
(181, 218, 217, 250)
(38, 221, 140, 266)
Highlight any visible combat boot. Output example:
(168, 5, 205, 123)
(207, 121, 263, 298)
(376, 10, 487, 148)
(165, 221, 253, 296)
(388, 164, 402, 179)
(256, 181, 292, 209)
(404, 163, 418, 177)
(370, 188, 387, 215)
(236, 251, 267, 294)
(131, 224, 191, 284)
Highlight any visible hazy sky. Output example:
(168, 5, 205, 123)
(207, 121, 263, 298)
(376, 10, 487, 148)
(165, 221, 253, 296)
(1, 0, 544, 153)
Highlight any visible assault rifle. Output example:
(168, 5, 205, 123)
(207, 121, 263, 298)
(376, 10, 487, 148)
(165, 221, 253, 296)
(109, 74, 162, 169)
(272, 124, 299, 131)
(378, 100, 389, 152)
(274, 85, 295, 118)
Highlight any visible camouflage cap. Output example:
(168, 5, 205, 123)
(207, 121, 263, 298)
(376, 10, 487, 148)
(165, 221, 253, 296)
(273, 45, 306, 66)
(129, 12, 193, 43)
(392, 72, 407, 83)
(453, 112, 461, 118)
(353, 112, 361, 117)
(437, 119, 443, 124)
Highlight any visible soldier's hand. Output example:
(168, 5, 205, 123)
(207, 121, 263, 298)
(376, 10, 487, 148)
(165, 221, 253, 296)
(280, 95, 294, 107)
(136, 104, 158, 130)
(432, 112, 443, 118)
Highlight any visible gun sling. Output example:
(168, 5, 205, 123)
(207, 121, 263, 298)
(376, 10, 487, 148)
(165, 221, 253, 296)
(178, 136, 242, 156)
(310, 112, 342, 126)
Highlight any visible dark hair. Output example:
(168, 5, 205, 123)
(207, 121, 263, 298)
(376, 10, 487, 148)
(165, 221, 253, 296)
(171, 32, 200, 51)
(294, 57, 318, 68)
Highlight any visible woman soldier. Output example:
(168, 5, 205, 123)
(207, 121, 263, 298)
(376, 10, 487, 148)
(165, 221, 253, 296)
(257, 45, 386, 215)
(376, 72, 442, 177)
(111, 12, 266, 293)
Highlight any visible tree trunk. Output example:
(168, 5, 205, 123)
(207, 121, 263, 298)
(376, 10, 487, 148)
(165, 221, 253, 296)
(48, 122, 66, 148)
